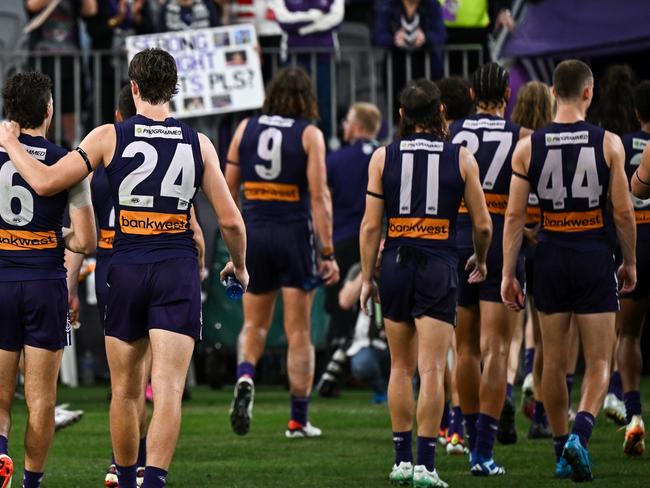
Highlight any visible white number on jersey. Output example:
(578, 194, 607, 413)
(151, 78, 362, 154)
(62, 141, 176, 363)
(119, 141, 196, 209)
(0, 161, 34, 226)
(452, 129, 513, 190)
(399, 153, 439, 215)
(255, 127, 282, 180)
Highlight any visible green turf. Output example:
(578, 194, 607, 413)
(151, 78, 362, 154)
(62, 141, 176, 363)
(5, 381, 650, 487)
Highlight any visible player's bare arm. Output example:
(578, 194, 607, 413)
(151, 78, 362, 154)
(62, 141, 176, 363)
(189, 206, 206, 276)
(0, 121, 115, 196)
(65, 177, 97, 254)
(631, 143, 650, 199)
(304, 124, 340, 286)
(459, 146, 492, 284)
(606, 130, 637, 294)
(359, 146, 385, 315)
(199, 132, 248, 289)
(225, 118, 249, 205)
(501, 136, 531, 310)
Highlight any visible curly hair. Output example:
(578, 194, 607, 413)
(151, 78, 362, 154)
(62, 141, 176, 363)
(398, 79, 446, 139)
(595, 64, 639, 135)
(2, 71, 52, 129)
(438, 76, 474, 122)
(472, 62, 509, 108)
(511, 81, 553, 130)
(263, 68, 319, 120)
(128, 48, 179, 105)
(117, 84, 136, 120)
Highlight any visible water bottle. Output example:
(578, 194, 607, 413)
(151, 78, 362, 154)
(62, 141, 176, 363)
(224, 274, 244, 300)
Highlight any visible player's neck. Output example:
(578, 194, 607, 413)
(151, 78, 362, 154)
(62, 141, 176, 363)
(136, 102, 170, 122)
(641, 122, 650, 133)
(476, 105, 504, 118)
(554, 104, 586, 124)
(21, 126, 47, 138)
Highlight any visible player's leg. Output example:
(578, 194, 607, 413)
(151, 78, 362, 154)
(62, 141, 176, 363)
(0, 349, 20, 487)
(497, 311, 523, 445)
(135, 346, 152, 485)
(566, 317, 580, 420)
(528, 297, 551, 439)
(438, 362, 451, 446)
(455, 304, 480, 454)
(604, 332, 626, 425)
(385, 319, 417, 485)
(446, 333, 466, 455)
(522, 301, 536, 418)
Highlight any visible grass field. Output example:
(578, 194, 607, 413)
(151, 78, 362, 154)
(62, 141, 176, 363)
(5, 381, 650, 487)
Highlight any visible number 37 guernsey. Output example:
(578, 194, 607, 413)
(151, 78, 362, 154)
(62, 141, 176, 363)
(107, 115, 204, 264)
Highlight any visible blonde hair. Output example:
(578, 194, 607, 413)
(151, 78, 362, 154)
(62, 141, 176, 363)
(511, 81, 554, 130)
(350, 102, 381, 137)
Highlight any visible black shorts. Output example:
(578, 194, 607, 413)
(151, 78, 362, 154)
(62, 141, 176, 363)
(534, 242, 618, 314)
(379, 246, 458, 326)
(525, 243, 536, 297)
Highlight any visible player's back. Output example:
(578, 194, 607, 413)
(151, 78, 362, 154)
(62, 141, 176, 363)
(382, 134, 463, 263)
(529, 121, 611, 250)
(238, 114, 311, 224)
(622, 130, 650, 236)
(0, 134, 68, 280)
(450, 114, 521, 251)
(107, 114, 204, 264)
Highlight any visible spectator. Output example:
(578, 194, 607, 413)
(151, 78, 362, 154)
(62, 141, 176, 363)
(325, 102, 381, 345)
(374, 0, 446, 121)
(158, 0, 220, 31)
(592, 64, 639, 136)
(25, 0, 98, 147)
(440, 0, 514, 42)
(438, 75, 474, 124)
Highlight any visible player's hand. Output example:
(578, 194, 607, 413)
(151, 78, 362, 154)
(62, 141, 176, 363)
(0, 120, 20, 147)
(523, 224, 540, 247)
(465, 254, 487, 283)
(360, 280, 380, 315)
(501, 275, 525, 311)
(319, 259, 340, 286)
(68, 292, 80, 323)
(618, 262, 637, 295)
(220, 261, 249, 292)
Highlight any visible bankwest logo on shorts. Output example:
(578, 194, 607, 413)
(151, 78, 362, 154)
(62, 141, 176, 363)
(387, 217, 450, 240)
(0, 229, 58, 250)
(543, 208, 604, 232)
(98, 228, 115, 249)
(485, 193, 508, 215)
(635, 209, 650, 225)
(134, 125, 182, 139)
(243, 182, 300, 202)
(119, 210, 188, 235)
(545, 131, 589, 146)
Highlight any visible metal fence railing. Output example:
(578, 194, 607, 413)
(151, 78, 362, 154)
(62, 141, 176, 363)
(0, 44, 483, 148)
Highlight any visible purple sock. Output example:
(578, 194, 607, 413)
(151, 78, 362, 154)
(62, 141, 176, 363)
(143, 466, 167, 487)
(115, 464, 137, 488)
(553, 435, 569, 461)
(464, 413, 479, 452)
(533, 401, 547, 425)
(608, 371, 624, 400)
(22, 470, 44, 488)
(506, 383, 514, 401)
(0, 435, 7, 455)
(524, 348, 535, 376)
(137, 436, 147, 468)
(475, 413, 499, 459)
(448, 406, 465, 437)
(236, 361, 255, 380)
(566, 374, 574, 398)
(624, 391, 642, 423)
(440, 402, 450, 431)
(290, 396, 309, 426)
(571, 411, 595, 448)
(393, 431, 413, 465)
(416, 436, 436, 471)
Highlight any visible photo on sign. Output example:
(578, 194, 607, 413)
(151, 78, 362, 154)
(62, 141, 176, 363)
(234, 29, 252, 45)
(213, 31, 230, 47)
(211, 94, 232, 109)
(226, 50, 247, 66)
(184, 96, 205, 110)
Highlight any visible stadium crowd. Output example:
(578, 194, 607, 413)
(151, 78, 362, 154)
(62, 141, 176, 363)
(0, 1, 649, 488)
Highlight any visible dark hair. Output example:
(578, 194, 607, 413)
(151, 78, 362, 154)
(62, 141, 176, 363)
(553, 59, 593, 101)
(128, 48, 178, 104)
(595, 65, 638, 135)
(263, 67, 319, 120)
(2, 71, 52, 129)
(635, 80, 650, 124)
(511, 81, 553, 130)
(472, 62, 509, 108)
(118, 84, 137, 120)
(398, 79, 445, 138)
(438, 76, 474, 121)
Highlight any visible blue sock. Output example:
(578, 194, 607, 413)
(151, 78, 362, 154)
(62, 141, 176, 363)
(440, 402, 450, 431)
(608, 371, 623, 400)
(416, 436, 436, 471)
(448, 406, 465, 437)
(506, 383, 514, 401)
(137, 437, 147, 468)
(464, 413, 479, 452)
(236, 361, 255, 380)
(533, 401, 547, 425)
(566, 374, 574, 398)
(0, 435, 7, 455)
(571, 411, 595, 448)
(524, 348, 535, 376)
(22, 470, 44, 488)
(475, 413, 499, 459)
(290, 396, 309, 426)
(115, 464, 137, 488)
(624, 391, 642, 423)
(393, 431, 413, 465)
(143, 466, 167, 487)
(553, 435, 569, 461)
